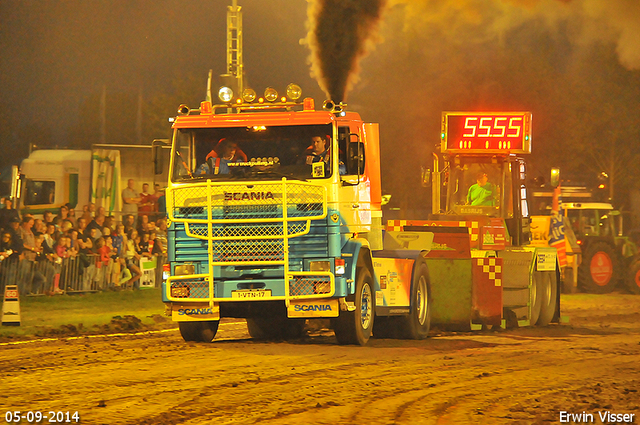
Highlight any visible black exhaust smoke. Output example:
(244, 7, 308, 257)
(305, 0, 388, 103)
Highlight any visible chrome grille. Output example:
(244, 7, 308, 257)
(186, 222, 309, 239)
(169, 181, 325, 220)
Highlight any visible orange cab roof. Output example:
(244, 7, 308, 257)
(172, 109, 357, 129)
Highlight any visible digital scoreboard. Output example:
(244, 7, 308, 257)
(441, 112, 532, 154)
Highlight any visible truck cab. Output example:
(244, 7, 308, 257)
(18, 149, 92, 215)
(164, 94, 398, 344)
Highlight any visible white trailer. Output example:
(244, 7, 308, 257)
(18, 143, 168, 218)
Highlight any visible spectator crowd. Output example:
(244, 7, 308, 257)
(0, 180, 167, 296)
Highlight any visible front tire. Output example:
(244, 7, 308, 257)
(333, 267, 374, 345)
(179, 320, 219, 343)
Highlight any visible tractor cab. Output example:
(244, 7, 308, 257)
(430, 112, 532, 246)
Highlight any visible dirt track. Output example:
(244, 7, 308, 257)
(1, 294, 639, 425)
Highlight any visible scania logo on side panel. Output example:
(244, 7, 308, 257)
(224, 191, 275, 201)
(178, 308, 213, 315)
(294, 304, 333, 312)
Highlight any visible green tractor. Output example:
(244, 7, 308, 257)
(561, 202, 639, 294)
(530, 173, 640, 295)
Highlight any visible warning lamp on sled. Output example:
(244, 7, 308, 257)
(218, 86, 234, 103)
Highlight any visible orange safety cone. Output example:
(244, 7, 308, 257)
(2, 285, 21, 326)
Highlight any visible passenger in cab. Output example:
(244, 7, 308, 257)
(467, 172, 496, 206)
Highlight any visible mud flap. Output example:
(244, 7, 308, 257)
(287, 299, 339, 318)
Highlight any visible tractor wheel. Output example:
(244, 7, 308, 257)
(530, 272, 544, 325)
(399, 262, 431, 339)
(332, 267, 374, 345)
(536, 271, 558, 326)
(246, 317, 306, 340)
(626, 260, 640, 295)
(578, 241, 620, 293)
(179, 320, 219, 343)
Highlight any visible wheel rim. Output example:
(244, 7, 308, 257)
(360, 283, 372, 330)
(416, 276, 428, 326)
(590, 251, 613, 286)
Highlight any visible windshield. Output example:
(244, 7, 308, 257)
(566, 209, 615, 238)
(24, 180, 55, 206)
(445, 159, 512, 217)
(171, 124, 334, 182)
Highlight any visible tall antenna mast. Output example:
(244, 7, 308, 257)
(225, 0, 244, 95)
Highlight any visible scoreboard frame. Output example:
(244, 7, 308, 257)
(441, 111, 532, 154)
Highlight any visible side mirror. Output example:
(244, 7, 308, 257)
(421, 166, 431, 187)
(152, 139, 169, 175)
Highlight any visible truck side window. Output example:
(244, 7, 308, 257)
(338, 127, 350, 175)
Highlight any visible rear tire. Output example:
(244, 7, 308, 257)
(626, 260, 640, 295)
(332, 267, 374, 345)
(578, 241, 619, 293)
(179, 320, 219, 342)
(536, 271, 558, 326)
(399, 262, 431, 339)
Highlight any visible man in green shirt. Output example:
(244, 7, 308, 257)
(467, 172, 496, 206)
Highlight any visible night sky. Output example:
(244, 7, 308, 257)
(2, 0, 639, 208)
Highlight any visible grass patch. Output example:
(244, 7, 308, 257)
(0, 287, 175, 340)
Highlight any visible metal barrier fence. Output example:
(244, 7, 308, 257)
(0, 254, 166, 297)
